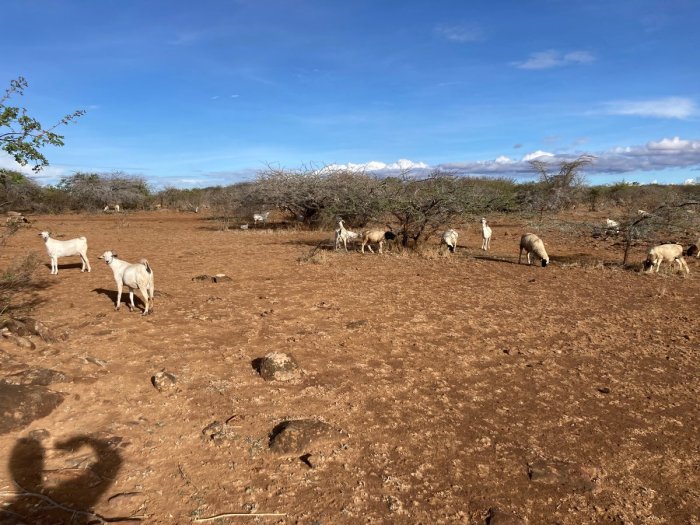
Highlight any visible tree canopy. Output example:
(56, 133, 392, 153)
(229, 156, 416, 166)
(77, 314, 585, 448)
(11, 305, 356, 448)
(1, 77, 84, 172)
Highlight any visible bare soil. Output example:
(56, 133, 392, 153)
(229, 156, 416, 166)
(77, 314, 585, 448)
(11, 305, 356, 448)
(0, 211, 698, 524)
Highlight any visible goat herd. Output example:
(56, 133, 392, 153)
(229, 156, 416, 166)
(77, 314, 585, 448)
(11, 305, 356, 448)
(34, 214, 696, 316)
(334, 217, 697, 273)
(335, 217, 550, 266)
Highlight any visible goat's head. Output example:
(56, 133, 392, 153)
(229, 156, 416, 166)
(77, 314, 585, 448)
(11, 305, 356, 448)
(38, 231, 50, 241)
(541, 258, 549, 267)
(98, 251, 117, 264)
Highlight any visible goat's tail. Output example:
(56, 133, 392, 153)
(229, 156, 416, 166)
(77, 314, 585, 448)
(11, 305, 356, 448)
(140, 259, 152, 273)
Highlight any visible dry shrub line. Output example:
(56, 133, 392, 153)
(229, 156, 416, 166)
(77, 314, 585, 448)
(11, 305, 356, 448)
(0, 481, 145, 523)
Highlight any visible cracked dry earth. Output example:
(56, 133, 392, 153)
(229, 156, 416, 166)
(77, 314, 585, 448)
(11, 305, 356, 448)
(0, 211, 698, 524)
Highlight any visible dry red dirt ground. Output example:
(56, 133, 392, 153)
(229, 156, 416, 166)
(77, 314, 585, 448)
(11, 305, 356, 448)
(0, 211, 698, 524)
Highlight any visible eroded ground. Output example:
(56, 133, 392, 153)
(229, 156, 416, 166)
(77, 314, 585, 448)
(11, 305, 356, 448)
(0, 211, 698, 524)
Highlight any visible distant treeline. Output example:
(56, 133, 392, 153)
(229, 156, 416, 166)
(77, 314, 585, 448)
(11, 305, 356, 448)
(2, 167, 698, 232)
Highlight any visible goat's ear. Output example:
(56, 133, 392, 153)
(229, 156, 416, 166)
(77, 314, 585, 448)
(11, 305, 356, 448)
(112, 252, 118, 258)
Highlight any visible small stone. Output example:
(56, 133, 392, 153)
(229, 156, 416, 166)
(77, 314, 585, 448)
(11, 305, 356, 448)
(486, 507, 526, 525)
(212, 274, 232, 283)
(28, 428, 51, 441)
(151, 371, 177, 392)
(4, 368, 67, 386)
(1, 319, 31, 336)
(18, 317, 59, 343)
(346, 320, 368, 329)
(201, 421, 237, 445)
(527, 458, 598, 492)
(269, 419, 344, 458)
(597, 387, 611, 394)
(1, 330, 36, 350)
(192, 274, 210, 282)
(256, 352, 301, 381)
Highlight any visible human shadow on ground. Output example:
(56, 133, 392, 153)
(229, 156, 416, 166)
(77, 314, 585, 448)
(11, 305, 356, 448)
(1, 434, 125, 524)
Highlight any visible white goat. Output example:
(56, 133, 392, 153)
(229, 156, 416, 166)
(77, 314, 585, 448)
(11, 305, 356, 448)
(253, 211, 270, 225)
(361, 228, 387, 254)
(605, 218, 620, 232)
(39, 231, 91, 275)
(98, 251, 155, 314)
(103, 204, 120, 213)
(643, 244, 689, 274)
(519, 233, 550, 267)
(481, 218, 492, 250)
(442, 229, 458, 253)
(335, 219, 359, 251)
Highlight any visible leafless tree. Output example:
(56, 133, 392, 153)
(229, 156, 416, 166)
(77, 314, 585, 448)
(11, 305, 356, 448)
(529, 155, 594, 215)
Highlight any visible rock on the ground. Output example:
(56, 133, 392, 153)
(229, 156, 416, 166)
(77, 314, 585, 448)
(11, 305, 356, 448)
(0, 382, 65, 434)
(487, 507, 527, 524)
(151, 371, 177, 391)
(257, 352, 301, 381)
(527, 458, 599, 492)
(269, 419, 345, 459)
(3, 368, 68, 386)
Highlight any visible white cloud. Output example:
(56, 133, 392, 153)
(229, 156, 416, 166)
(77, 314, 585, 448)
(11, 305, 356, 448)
(683, 178, 696, 185)
(604, 97, 697, 119)
(434, 24, 483, 43)
(513, 50, 595, 70)
(522, 150, 554, 162)
(323, 159, 430, 173)
(0, 153, 67, 181)
(436, 137, 700, 177)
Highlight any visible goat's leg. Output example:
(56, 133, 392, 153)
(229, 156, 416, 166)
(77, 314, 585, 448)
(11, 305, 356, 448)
(115, 282, 123, 310)
(128, 288, 136, 312)
(518, 248, 523, 264)
(82, 251, 91, 272)
(138, 286, 150, 315)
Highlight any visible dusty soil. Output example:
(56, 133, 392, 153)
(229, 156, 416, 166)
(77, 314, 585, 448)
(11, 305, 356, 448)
(0, 211, 698, 524)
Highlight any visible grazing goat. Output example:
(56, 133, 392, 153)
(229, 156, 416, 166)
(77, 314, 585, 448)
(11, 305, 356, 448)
(442, 229, 458, 253)
(39, 231, 91, 275)
(98, 251, 155, 314)
(335, 219, 359, 251)
(253, 211, 270, 225)
(481, 218, 492, 250)
(519, 233, 549, 267)
(361, 228, 388, 254)
(103, 204, 120, 213)
(643, 244, 689, 274)
(605, 218, 620, 233)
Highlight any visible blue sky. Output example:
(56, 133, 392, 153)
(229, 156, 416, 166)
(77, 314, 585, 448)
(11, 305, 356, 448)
(1, 0, 699, 188)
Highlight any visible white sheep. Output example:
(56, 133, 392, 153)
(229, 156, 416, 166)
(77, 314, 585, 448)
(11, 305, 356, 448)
(39, 231, 91, 275)
(361, 228, 387, 254)
(335, 219, 359, 251)
(643, 244, 689, 274)
(98, 251, 155, 314)
(253, 211, 270, 225)
(518, 233, 550, 267)
(481, 218, 492, 250)
(442, 229, 458, 253)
